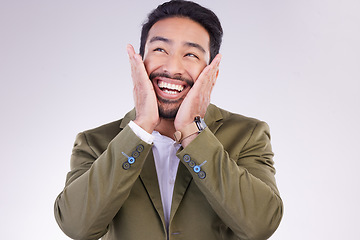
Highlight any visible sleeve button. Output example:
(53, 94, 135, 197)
(183, 154, 191, 162)
(132, 151, 140, 158)
(136, 144, 144, 152)
(122, 162, 131, 170)
(128, 157, 135, 164)
(188, 160, 196, 168)
(198, 171, 206, 179)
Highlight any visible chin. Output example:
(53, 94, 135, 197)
(158, 104, 180, 119)
(157, 96, 183, 119)
(158, 108, 178, 119)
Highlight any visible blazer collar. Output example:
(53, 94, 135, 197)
(204, 103, 224, 133)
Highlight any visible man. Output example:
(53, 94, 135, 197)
(54, 1, 283, 239)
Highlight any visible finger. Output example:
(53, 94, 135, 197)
(127, 44, 137, 74)
(126, 44, 135, 58)
(127, 44, 141, 68)
(208, 54, 221, 87)
(197, 54, 222, 83)
(127, 44, 143, 69)
(195, 55, 221, 95)
(127, 44, 138, 68)
(192, 55, 220, 105)
(209, 54, 221, 83)
(126, 44, 149, 83)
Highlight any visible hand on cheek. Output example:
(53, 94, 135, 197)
(174, 54, 222, 131)
(127, 44, 160, 133)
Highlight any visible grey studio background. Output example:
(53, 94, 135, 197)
(1, 0, 359, 239)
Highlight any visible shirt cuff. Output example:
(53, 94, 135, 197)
(128, 120, 154, 144)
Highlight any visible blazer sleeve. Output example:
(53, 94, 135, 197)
(54, 125, 152, 240)
(176, 121, 283, 240)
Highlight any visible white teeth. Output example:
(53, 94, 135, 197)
(158, 81, 184, 92)
(163, 89, 177, 95)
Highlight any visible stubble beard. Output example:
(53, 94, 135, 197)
(149, 72, 193, 119)
(157, 96, 183, 119)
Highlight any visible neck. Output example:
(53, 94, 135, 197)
(154, 118, 176, 140)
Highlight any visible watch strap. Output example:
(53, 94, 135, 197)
(174, 121, 199, 143)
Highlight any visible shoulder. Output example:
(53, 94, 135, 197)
(82, 119, 123, 137)
(72, 119, 123, 156)
(80, 108, 135, 144)
(207, 104, 271, 145)
(208, 104, 266, 129)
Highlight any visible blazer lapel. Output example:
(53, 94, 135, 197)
(169, 160, 192, 222)
(169, 104, 224, 222)
(139, 152, 166, 227)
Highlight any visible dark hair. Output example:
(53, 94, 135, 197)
(140, 0, 223, 63)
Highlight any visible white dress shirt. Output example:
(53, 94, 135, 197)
(128, 121, 180, 229)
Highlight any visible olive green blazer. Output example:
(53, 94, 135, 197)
(54, 104, 283, 240)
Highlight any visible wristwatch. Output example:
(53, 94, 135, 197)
(174, 116, 207, 143)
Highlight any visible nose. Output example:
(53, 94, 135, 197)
(163, 55, 185, 76)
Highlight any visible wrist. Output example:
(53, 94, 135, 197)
(173, 116, 207, 144)
(179, 132, 198, 147)
(133, 118, 156, 134)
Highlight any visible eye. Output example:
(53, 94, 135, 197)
(185, 53, 199, 59)
(154, 48, 167, 53)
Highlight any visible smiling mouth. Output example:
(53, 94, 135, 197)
(157, 80, 185, 95)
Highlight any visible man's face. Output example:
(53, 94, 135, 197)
(143, 17, 210, 119)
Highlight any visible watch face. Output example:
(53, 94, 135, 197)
(195, 117, 207, 131)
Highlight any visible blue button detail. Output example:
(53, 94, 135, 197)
(128, 157, 135, 164)
(122, 151, 136, 165)
(193, 166, 200, 173)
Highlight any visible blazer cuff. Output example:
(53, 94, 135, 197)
(128, 120, 154, 144)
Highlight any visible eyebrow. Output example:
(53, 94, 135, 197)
(149, 36, 206, 53)
(149, 36, 171, 44)
(184, 42, 206, 53)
